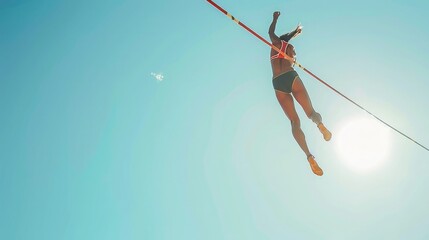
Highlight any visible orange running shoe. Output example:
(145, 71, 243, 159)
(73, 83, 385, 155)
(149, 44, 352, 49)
(317, 123, 332, 141)
(307, 155, 323, 176)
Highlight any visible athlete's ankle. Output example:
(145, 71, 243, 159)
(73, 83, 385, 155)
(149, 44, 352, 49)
(309, 111, 322, 124)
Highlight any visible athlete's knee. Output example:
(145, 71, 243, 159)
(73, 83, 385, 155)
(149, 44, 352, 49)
(290, 118, 301, 129)
(308, 110, 322, 124)
(290, 119, 305, 140)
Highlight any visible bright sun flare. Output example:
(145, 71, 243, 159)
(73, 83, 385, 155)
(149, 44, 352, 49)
(335, 117, 391, 173)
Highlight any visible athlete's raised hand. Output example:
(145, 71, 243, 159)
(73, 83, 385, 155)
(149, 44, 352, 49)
(295, 24, 303, 35)
(273, 11, 280, 20)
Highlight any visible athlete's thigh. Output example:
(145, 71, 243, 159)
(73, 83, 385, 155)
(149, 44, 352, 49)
(291, 77, 314, 117)
(275, 90, 300, 122)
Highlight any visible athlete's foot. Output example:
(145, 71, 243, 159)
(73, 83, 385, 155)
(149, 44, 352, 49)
(317, 123, 332, 141)
(307, 155, 323, 176)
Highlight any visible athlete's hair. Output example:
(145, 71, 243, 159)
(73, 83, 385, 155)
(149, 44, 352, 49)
(279, 32, 293, 42)
(279, 30, 296, 42)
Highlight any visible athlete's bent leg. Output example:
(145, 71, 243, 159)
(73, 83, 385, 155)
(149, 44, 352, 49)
(291, 77, 332, 141)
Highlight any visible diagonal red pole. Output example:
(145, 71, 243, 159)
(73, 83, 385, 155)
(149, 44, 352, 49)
(206, 0, 429, 152)
(206, 0, 293, 62)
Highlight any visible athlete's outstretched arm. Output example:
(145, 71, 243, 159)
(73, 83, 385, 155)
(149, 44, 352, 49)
(269, 11, 281, 44)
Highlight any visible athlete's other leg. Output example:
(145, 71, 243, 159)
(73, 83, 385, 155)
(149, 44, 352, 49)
(291, 77, 332, 141)
(275, 91, 323, 176)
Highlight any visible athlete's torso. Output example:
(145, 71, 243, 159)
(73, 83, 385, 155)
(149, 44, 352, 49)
(270, 40, 295, 78)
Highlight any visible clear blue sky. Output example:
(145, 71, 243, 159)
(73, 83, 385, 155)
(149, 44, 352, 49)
(1, 0, 429, 239)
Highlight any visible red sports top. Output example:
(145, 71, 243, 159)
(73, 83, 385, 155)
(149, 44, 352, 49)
(270, 40, 288, 60)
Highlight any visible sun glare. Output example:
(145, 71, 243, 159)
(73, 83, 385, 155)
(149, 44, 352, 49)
(335, 117, 391, 173)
